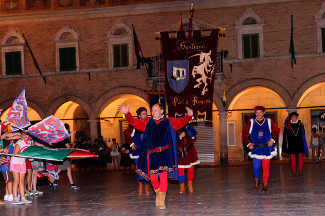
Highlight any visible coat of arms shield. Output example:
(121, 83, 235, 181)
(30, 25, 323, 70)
(167, 60, 189, 93)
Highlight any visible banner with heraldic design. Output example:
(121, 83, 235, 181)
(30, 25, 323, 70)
(161, 29, 219, 120)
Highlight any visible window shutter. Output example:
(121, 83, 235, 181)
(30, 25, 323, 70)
(242, 35, 251, 59)
(5, 52, 22, 75)
(60, 47, 76, 71)
(113, 44, 129, 68)
(322, 28, 325, 53)
(59, 48, 67, 70)
(121, 44, 128, 67)
(251, 34, 259, 58)
(68, 47, 76, 70)
(113, 45, 121, 67)
(191, 122, 214, 162)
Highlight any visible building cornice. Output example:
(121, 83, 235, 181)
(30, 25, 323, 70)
(0, 0, 299, 25)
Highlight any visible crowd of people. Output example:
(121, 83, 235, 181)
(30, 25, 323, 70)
(71, 135, 133, 170)
(0, 124, 85, 205)
(0, 124, 136, 205)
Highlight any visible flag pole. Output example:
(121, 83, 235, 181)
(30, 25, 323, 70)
(289, 15, 296, 68)
(22, 34, 46, 84)
(188, 3, 194, 38)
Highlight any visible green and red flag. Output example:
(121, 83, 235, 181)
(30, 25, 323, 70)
(19, 146, 97, 161)
(20, 146, 74, 161)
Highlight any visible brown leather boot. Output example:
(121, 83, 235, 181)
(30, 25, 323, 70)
(154, 188, 160, 207)
(299, 169, 303, 178)
(254, 179, 259, 191)
(159, 192, 166, 210)
(179, 183, 185, 194)
(144, 184, 150, 195)
(262, 183, 268, 192)
(138, 182, 143, 195)
(188, 181, 194, 193)
(292, 170, 296, 178)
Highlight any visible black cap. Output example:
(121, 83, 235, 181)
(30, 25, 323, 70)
(289, 112, 299, 118)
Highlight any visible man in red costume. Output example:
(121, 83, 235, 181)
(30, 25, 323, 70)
(242, 106, 280, 192)
(176, 125, 199, 194)
(118, 103, 193, 210)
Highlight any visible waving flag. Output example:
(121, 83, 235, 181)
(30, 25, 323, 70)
(66, 150, 98, 159)
(46, 162, 59, 179)
(26, 115, 71, 144)
(20, 146, 73, 161)
(4, 88, 30, 131)
(1, 146, 97, 162)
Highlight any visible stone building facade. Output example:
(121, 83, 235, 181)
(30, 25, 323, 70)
(0, 0, 324, 164)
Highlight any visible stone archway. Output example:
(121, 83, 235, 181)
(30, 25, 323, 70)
(292, 73, 325, 108)
(97, 93, 149, 146)
(93, 86, 148, 119)
(53, 101, 90, 142)
(47, 95, 92, 117)
(226, 78, 291, 109)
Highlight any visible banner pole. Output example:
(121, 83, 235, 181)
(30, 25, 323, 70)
(158, 33, 161, 104)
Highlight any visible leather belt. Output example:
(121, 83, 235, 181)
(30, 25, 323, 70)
(148, 145, 169, 154)
(254, 144, 268, 147)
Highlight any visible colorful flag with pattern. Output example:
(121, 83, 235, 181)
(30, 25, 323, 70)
(4, 88, 30, 131)
(0, 155, 7, 166)
(26, 115, 71, 144)
(46, 161, 59, 180)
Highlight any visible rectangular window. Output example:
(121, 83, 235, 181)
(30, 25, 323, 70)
(322, 28, 325, 53)
(113, 44, 128, 67)
(242, 34, 259, 59)
(59, 47, 76, 71)
(5, 51, 22, 75)
(227, 122, 236, 146)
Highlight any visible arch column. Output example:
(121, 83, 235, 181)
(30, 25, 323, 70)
(218, 111, 228, 164)
(287, 108, 297, 114)
(88, 119, 99, 141)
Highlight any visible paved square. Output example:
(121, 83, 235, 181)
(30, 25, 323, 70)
(0, 162, 324, 216)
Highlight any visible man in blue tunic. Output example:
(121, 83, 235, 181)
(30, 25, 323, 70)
(123, 107, 150, 195)
(118, 103, 193, 209)
(242, 106, 280, 192)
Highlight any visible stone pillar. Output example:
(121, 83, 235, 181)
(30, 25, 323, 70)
(88, 119, 99, 142)
(218, 112, 228, 165)
(287, 108, 297, 115)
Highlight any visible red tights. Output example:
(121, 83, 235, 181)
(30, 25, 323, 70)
(262, 159, 270, 184)
(150, 171, 168, 192)
(290, 153, 303, 171)
(178, 166, 195, 181)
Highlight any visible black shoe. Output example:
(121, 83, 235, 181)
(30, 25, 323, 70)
(49, 182, 58, 188)
(70, 184, 80, 190)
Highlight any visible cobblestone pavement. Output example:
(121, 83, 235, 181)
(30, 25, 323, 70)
(1, 162, 325, 216)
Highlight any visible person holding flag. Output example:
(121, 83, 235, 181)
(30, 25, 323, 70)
(118, 103, 193, 210)
(281, 112, 308, 178)
(10, 132, 32, 204)
(50, 124, 80, 190)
